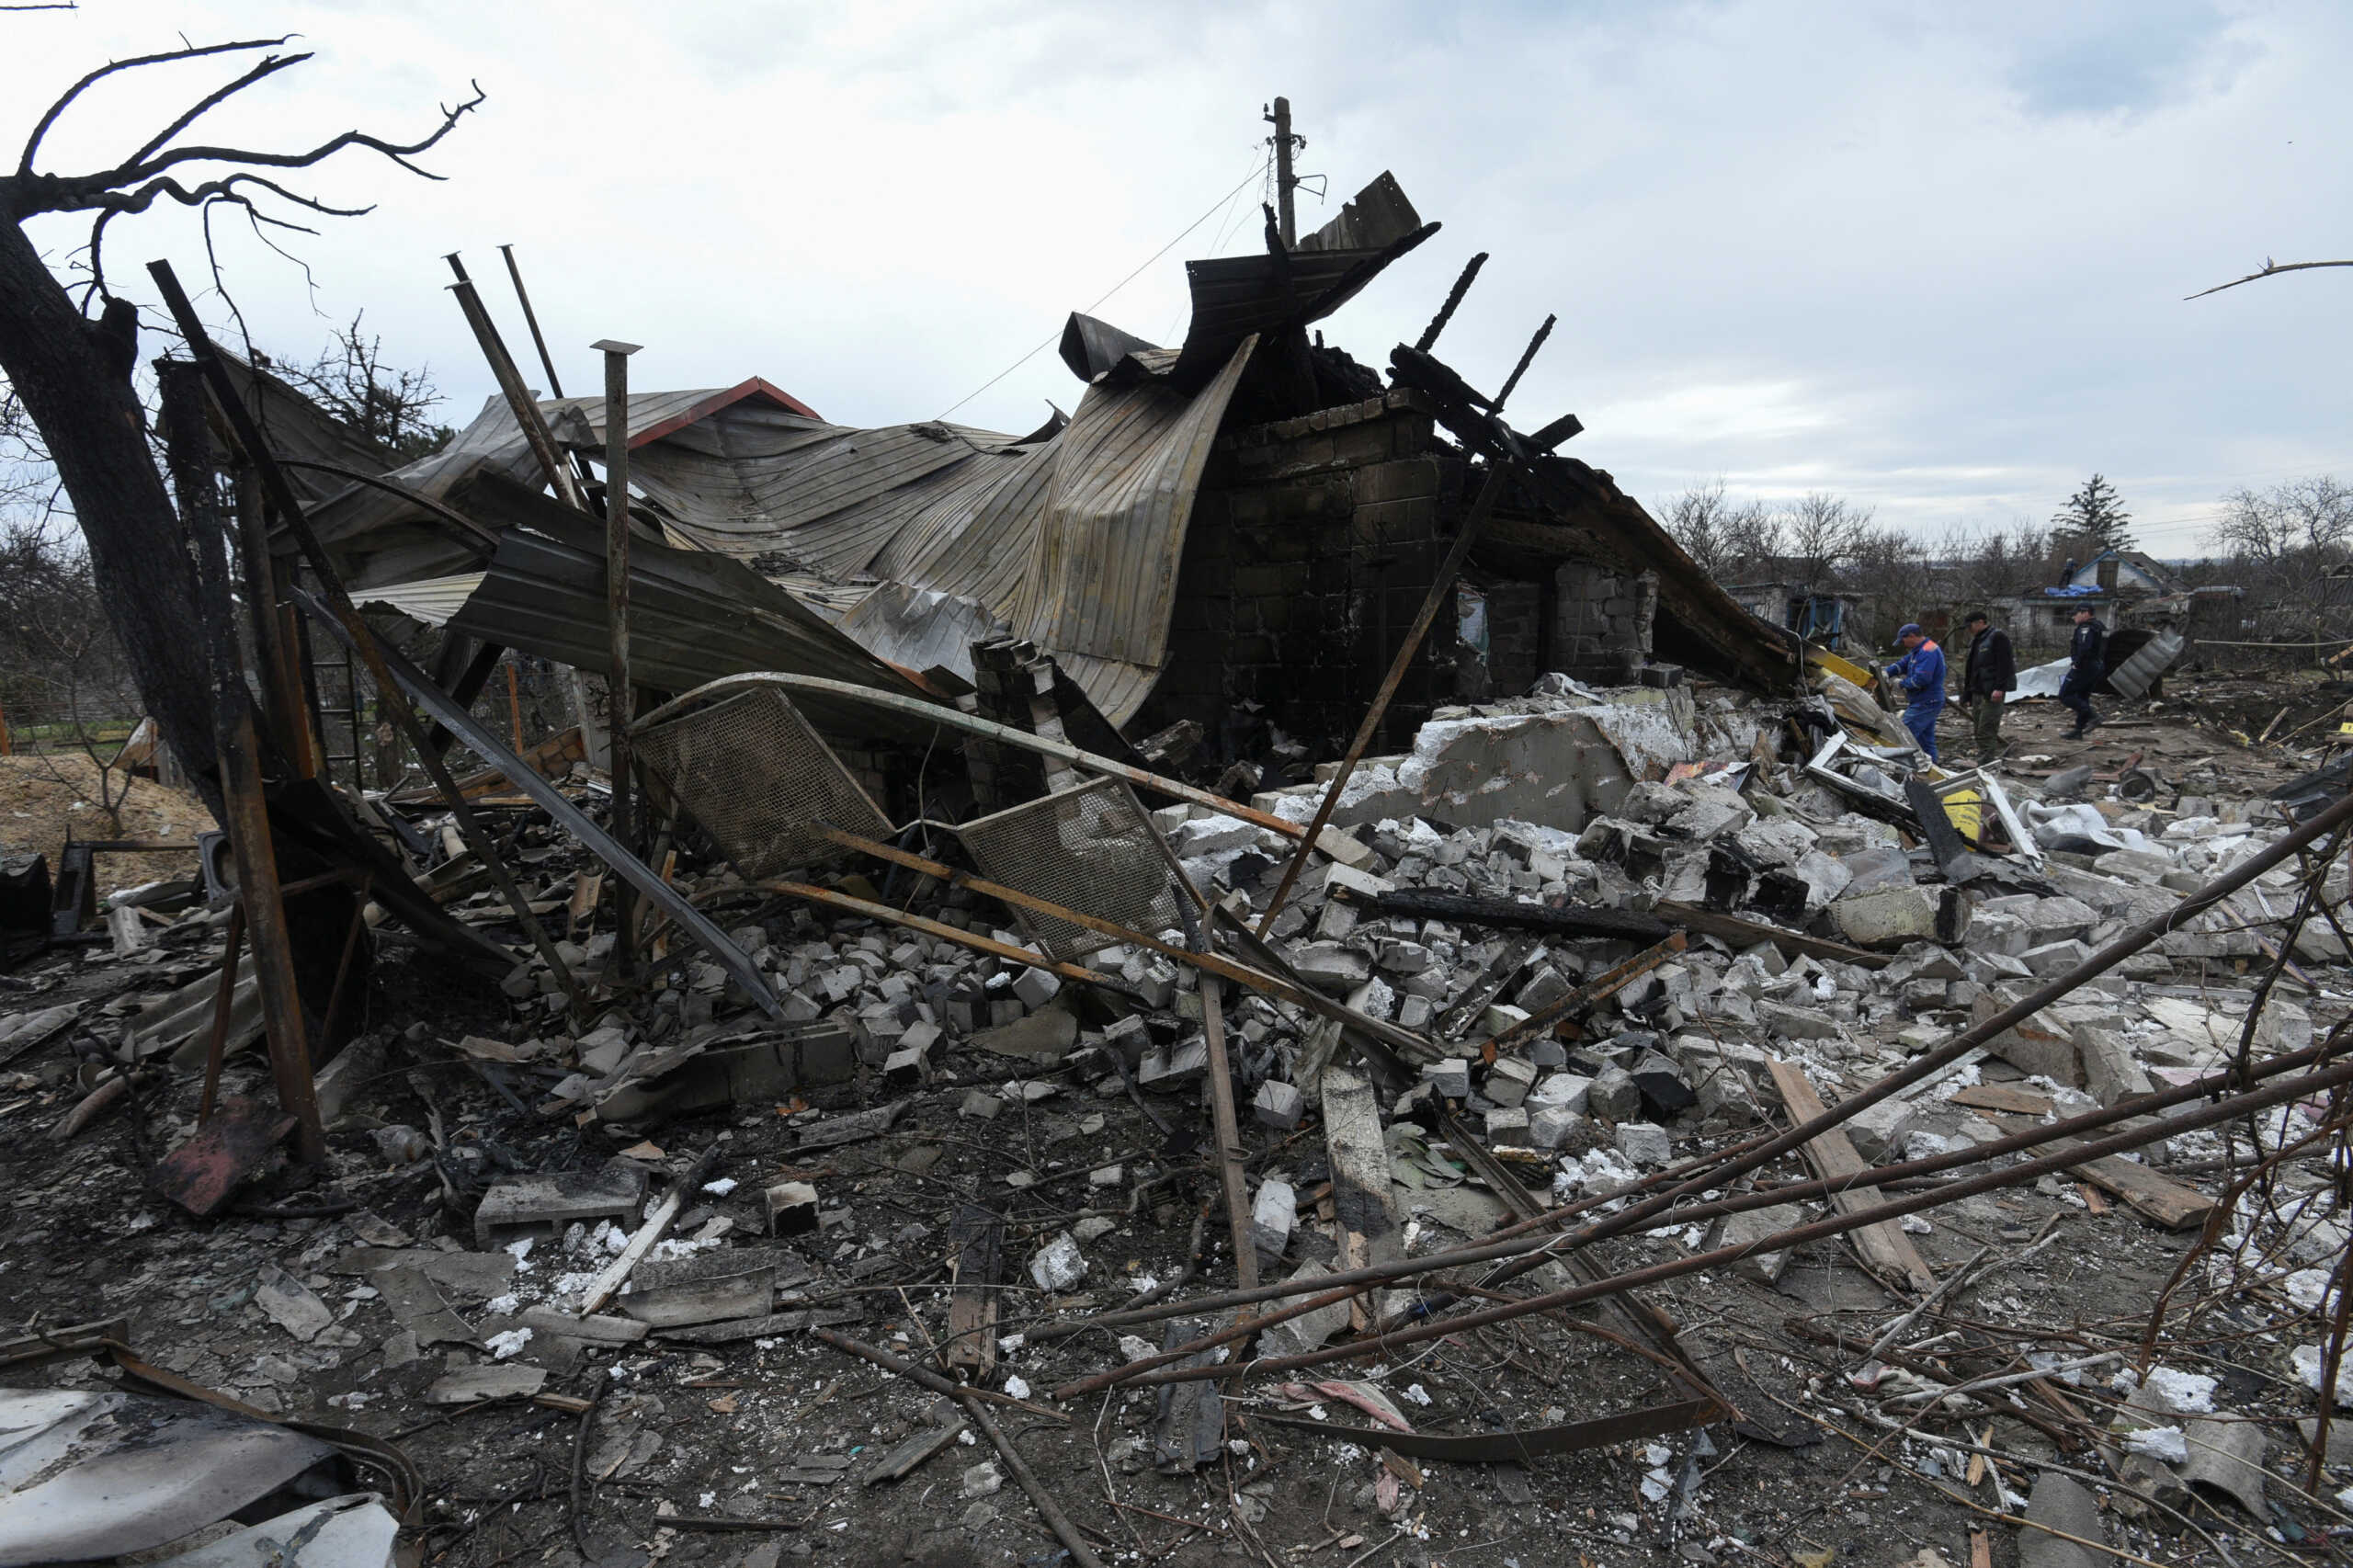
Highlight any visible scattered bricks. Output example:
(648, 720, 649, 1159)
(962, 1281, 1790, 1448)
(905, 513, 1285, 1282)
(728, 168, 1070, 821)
(1528, 1102, 1586, 1150)
(1529, 1072, 1593, 1116)
(1588, 1063, 1642, 1121)
(959, 1090, 1005, 1120)
(1516, 965, 1573, 1015)
(900, 1018, 944, 1062)
(1392, 1080, 1443, 1130)
(1254, 1078, 1305, 1131)
(1973, 992, 2084, 1085)
(1322, 863, 1395, 902)
(474, 1164, 647, 1250)
(1101, 1014, 1151, 1066)
(1830, 885, 1963, 949)
(1485, 1056, 1538, 1108)
(1138, 1037, 1209, 1090)
(2023, 895, 2098, 946)
(1530, 1038, 1568, 1068)
(1630, 1051, 1697, 1119)
(1380, 940, 1436, 976)
(1755, 999, 1842, 1040)
(765, 1180, 819, 1236)
(1028, 1232, 1087, 1292)
(1843, 1095, 1918, 1163)
(882, 1047, 927, 1089)
(1250, 1178, 1296, 1260)
(1396, 994, 1437, 1030)
(1970, 908, 2030, 957)
(2078, 1026, 2155, 1108)
(1616, 1121, 1673, 1165)
(2021, 938, 2097, 977)
(1011, 967, 1063, 1010)
(1151, 803, 1194, 834)
(1485, 1105, 1531, 1143)
(1790, 849, 1855, 908)
(1424, 1058, 1472, 1098)
(1292, 942, 1373, 994)
(1314, 825, 1376, 869)
(1711, 1203, 1803, 1284)
(1315, 902, 1360, 941)
(1088, 1164, 1124, 1188)
(1167, 817, 1256, 857)
(2092, 848, 2172, 885)
(1472, 1001, 1527, 1040)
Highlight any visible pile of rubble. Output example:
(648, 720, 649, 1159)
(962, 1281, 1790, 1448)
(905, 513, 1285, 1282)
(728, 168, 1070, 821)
(8, 666, 2353, 1568)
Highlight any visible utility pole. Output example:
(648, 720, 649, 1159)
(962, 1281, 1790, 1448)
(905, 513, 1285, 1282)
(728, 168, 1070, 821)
(1266, 96, 1299, 247)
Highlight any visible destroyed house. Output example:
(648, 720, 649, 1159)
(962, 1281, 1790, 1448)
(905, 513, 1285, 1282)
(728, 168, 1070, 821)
(267, 173, 1794, 819)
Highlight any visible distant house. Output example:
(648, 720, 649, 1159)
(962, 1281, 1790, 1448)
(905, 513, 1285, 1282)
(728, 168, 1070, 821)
(2062, 550, 2180, 597)
(1725, 582, 1864, 651)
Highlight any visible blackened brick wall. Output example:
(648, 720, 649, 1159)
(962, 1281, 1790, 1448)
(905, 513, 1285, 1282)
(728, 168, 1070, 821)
(1148, 391, 1461, 756)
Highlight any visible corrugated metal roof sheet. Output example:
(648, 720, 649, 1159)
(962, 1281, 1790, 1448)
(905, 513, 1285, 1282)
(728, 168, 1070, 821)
(357, 573, 485, 626)
(1009, 337, 1256, 722)
(441, 479, 942, 741)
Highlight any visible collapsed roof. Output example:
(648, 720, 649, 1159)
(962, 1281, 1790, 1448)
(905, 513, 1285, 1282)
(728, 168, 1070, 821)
(273, 170, 1795, 733)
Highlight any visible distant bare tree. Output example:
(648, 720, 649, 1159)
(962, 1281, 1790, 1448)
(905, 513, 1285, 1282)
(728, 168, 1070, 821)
(2211, 476, 2353, 569)
(1780, 493, 1872, 585)
(275, 312, 452, 460)
(1659, 480, 1780, 581)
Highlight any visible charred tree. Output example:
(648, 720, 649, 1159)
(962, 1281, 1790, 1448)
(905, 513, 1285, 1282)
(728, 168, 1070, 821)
(0, 37, 481, 820)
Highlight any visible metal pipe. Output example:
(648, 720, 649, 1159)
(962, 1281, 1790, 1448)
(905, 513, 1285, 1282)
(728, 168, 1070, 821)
(631, 674, 1320, 845)
(499, 244, 566, 400)
(446, 278, 585, 510)
(595, 339, 642, 976)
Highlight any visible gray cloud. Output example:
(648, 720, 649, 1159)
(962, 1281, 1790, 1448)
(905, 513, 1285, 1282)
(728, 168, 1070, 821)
(5, 0, 2347, 561)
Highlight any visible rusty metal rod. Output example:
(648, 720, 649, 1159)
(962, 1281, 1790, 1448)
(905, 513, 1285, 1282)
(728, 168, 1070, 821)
(1068, 1052, 2353, 1395)
(1176, 889, 1256, 1292)
(1254, 468, 1510, 936)
(446, 277, 585, 510)
(1049, 1032, 2339, 1367)
(748, 879, 1145, 1003)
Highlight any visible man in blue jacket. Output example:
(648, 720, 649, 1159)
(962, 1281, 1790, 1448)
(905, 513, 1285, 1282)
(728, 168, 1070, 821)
(1884, 622, 1948, 763)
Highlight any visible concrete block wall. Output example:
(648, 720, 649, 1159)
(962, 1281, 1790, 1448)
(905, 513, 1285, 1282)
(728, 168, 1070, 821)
(1153, 390, 1462, 754)
(1482, 581, 1544, 699)
(1553, 562, 1658, 686)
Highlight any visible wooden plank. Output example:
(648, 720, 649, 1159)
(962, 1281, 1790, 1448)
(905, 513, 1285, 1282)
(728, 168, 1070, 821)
(943, 1203, 1004, 1376)
(1949, 1083, 2053, 1117)
(1987, 1115, 2214, 1229)
(1320, 1064, 1398, 1332)
(1764, 1060, 1937, 1294)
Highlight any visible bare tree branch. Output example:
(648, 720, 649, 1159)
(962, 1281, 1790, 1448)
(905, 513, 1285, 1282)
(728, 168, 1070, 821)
(120, 49, 312, 172)
(2186, 257, 2353, 301)
(56, 82, 486, 205)
(17, 35, 292, 178)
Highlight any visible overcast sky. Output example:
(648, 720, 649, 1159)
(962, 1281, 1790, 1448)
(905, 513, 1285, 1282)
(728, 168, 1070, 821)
(14, 0, 2351, 554)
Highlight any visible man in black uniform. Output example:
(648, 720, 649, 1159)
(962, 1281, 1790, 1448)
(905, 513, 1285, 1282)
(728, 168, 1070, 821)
(2061, 604, 2106, 738)
(1960, 609, 2016, 759)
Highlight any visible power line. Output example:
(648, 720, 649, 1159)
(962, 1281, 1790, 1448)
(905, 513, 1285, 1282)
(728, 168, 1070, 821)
(935, 154, 1272, 422)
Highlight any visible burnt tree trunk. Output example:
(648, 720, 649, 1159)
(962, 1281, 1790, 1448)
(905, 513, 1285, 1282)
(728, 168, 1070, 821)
(0, 212, 220, 820)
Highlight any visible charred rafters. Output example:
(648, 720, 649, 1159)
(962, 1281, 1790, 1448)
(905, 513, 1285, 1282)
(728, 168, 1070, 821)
(5, 35, 482, 300)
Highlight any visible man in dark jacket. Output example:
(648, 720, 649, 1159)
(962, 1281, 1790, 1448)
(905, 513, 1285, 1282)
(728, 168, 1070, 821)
(2061, 604, 2107, 738)
(1960, 609, 2016, 759)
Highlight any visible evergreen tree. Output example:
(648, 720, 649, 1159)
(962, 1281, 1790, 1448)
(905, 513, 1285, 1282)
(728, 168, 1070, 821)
(2052, 473, 2136, 555)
